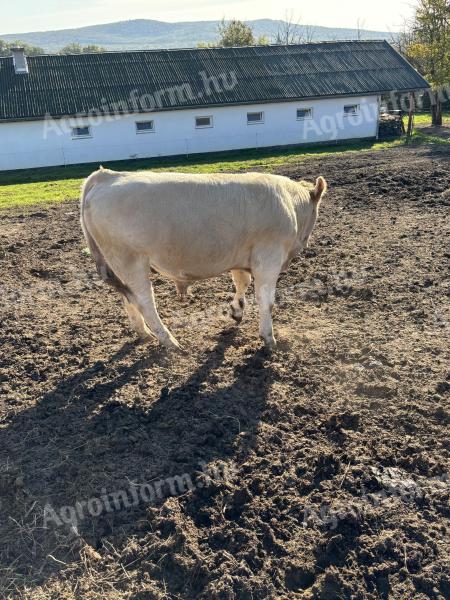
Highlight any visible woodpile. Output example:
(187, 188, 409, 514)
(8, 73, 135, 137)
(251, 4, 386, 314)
(378, 114, 405, 138)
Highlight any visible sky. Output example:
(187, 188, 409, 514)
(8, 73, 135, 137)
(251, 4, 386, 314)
(0, 0, 416, 35)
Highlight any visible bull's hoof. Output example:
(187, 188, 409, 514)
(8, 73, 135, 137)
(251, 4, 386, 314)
(132, 327, 153, 344)
(165, 338, 185, 353)
(135, 334, 153, 345)
(171, 344, 187, 355)
(261, 335, 277, 350)
(230, 305, 243, 324)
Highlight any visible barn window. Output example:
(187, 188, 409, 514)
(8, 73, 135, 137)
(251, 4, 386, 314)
(135, 120, 155, 133)
(71, 126, 91, 138)
(296, 107, 313, 120)
(195, 116, 213, 128)
(247, 111, 264, 124)
(343, 104, 360, 116)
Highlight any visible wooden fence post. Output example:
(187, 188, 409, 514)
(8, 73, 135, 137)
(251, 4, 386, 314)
(406, 92, 415, 144)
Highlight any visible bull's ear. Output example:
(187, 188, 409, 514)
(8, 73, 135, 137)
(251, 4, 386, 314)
(310, 176, 327, 203)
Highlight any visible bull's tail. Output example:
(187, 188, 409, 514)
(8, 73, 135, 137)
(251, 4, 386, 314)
(310, 176, 327, 204)
(80, 167, 132, 300)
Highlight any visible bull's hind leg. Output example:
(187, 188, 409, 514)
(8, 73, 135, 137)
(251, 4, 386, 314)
(123, 297, 152, 340)
(134, 281, 180, 351)
(230, 269, 252, 323)
(114, 256, 181, 351)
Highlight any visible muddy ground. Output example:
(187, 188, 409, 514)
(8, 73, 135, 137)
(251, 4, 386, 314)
(0, 144, 449, 599)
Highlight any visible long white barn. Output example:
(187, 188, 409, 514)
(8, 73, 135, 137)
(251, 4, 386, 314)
(0, 41, 428, 171)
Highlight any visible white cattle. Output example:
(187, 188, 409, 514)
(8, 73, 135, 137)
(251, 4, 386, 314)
(80, 167, 327, 350)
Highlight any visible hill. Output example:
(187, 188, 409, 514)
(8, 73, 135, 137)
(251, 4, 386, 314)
(1, 19, 395, 52)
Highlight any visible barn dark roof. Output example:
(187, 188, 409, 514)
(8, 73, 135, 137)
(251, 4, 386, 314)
(0, 40, 429, 121)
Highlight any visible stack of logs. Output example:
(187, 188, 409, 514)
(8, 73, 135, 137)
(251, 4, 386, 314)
(378, 113, 406, 138)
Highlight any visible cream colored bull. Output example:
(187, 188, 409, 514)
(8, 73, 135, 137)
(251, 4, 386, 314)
(80, 167, 326, 351)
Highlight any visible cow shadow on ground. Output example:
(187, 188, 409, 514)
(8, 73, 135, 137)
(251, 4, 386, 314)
(0, 327, 275, 591)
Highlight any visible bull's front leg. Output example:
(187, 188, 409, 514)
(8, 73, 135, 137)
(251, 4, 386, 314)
(254, 277, 277, 347)
(230, 269, 252, 323)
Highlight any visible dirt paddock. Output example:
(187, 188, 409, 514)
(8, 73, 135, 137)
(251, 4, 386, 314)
(0, 145, 449, 599)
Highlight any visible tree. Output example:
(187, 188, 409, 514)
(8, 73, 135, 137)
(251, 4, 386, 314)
(275, 11, 315, 45)
(276, 11, 302, 44)
(59, 43, 106, 54)
(0, 40, 45, 57)
(59, 43, 83, 54)
(199, 19, 268, 47)
(393, 23, 416, 57)
(215, 19, 267, 47)
(81, 44, 107, 53)
(303, 25, 315, 44)
(402, 0, 449, 125)
(0, 40, 9, 57)
(356, 17, 367, 41)
(217, 19, 255, 46)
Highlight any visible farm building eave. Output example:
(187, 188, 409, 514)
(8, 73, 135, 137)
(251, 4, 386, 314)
(0, 91, 420, 124)
(0, 40, 430, 122)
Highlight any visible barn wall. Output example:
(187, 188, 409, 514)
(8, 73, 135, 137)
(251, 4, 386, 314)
(0, 96, 379, 171)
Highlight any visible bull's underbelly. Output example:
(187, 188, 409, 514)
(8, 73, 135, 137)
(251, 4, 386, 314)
(139, 229, 254, 281)
(148, 253, 251, 282)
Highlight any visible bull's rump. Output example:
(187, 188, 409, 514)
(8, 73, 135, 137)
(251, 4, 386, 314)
(85, 171, 298, 279)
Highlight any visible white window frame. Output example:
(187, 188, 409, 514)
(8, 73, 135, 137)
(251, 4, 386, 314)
(343, 104, 360, 117)
(195, 115, 213, 129)
(296, 107, 313, 121)
(71, 125, 92, 139)
(135, 120, 155, 134)
(247, 111, 264, 125)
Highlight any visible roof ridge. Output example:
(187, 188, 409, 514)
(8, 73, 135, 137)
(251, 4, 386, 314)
(0, 39, 390, 60)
